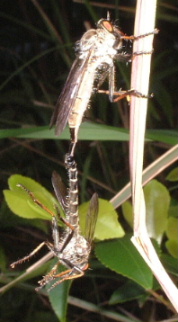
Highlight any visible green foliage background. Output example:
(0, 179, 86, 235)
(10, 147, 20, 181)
(0, 1, 178, 321)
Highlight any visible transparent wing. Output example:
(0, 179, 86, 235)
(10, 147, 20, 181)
(50, 50, 94, 136)
(85, 193, 99, 244)
(51, 171, 67, 211)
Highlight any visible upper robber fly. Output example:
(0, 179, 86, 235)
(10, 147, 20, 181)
(50, 17, 158, 156)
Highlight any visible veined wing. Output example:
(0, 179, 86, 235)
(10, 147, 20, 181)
(50, 51, 93, 136)
(85, 193, 99, 245)
(52, 171, 67, 211)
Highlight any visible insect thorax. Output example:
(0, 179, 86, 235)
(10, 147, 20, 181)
(60, 233, 90, 268)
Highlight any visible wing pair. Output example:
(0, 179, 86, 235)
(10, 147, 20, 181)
(52, 170, 98, 245)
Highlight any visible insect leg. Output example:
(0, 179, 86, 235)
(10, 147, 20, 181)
(60, 230, 74, 254)
(37, 261, 86, 291)
(51, 205, 75, 253)
(113, 89, 153, 102)
(17, 184, 55, 218)
(10, 241, 47, 268)
(51, 210, 60, 248)
(132, 49, 154, 58)
(121, 29, 159, 41)
(99, 57, 152, 102)
(36, 261, 60, 290)
(47, 266, 85, 291)
(98, 88, 152, 101)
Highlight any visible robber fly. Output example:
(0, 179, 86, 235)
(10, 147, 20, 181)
(50, 14, 158, 156)
(11, 154, 99, 290)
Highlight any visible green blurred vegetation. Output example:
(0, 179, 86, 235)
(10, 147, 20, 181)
(0, 1, 178, 321)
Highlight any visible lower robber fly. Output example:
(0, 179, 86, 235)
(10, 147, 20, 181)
(50, 14, 158, 156)
(10, 154, 99, 290)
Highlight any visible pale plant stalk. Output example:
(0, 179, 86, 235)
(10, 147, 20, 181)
(111, 144, 178, 208)
(129, 0, 178, 312)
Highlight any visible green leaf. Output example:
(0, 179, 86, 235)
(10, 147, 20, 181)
(0, 124, 129, 141)
(166, 217, 178, 240)
(109, 280, 146, 304)
(166, 167, 178, 182)
(95, 235, 153, 289)
(146, 129, 178, 145)
(165, 217, 178, 258)
(123, 180, 171, 243)
(48, 282, 71, 322)
(168, 203, 178, 218)
(3, 174, 58, 220)
(46, 260, 71, 322)
(122, 201, 133, 228)
(161, 254, 178, 276)
(165, 240, 178, 259)
(0, 125, 177, 144)
(144, 180, 170, 243)
(79, 198, 125, 240)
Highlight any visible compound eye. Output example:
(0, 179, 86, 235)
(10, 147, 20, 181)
(102, 20, 113, 32)
(97, 19, 113, 33)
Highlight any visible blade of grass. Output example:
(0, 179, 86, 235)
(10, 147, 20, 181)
(111, 144, 178, 209)
(30, 0, 71, 66)
(129, 0, 178, 312)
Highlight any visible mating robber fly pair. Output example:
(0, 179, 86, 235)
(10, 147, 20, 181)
(50, 14, 158, 156)
(11, 16, 157, 289)
(11, 154, 99, 290)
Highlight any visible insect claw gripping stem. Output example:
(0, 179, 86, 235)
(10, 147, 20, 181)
(121, 28, 159, 41)
(132, 49, 154, 57)
(99, 88, 153, 102)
